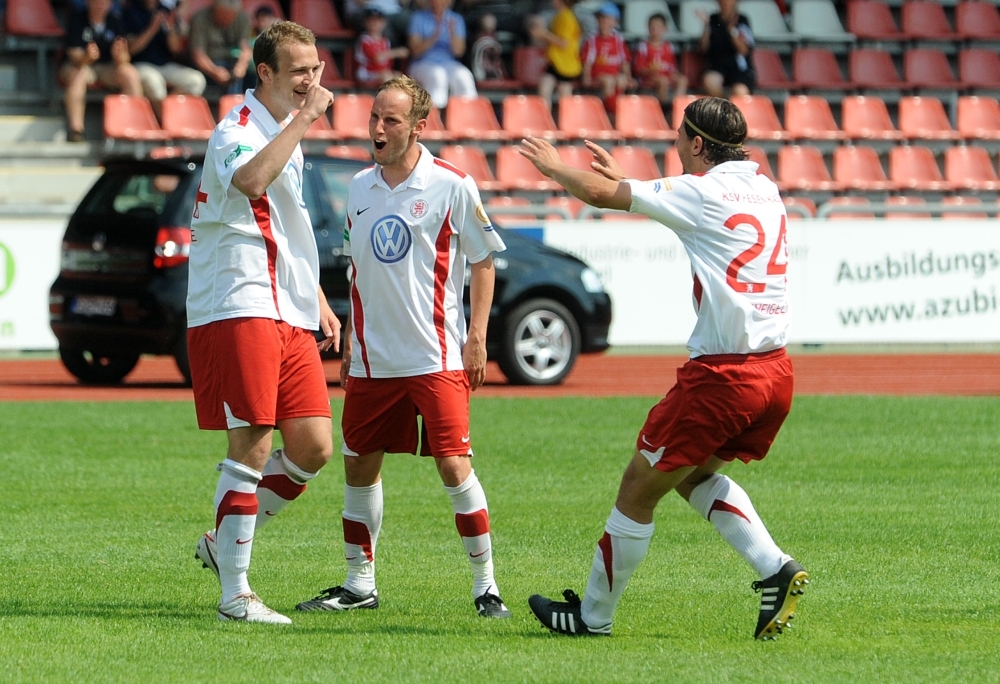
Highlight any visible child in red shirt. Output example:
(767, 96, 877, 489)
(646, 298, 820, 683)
(580, 2, 634, 115)
(355, 8, 409, 85)
(634, 13, 687, 106)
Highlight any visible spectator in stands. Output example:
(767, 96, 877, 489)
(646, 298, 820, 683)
(580, 2, 634, 115)
(62, 0, 143, 142)
(356, 7, 410, 84)
(252, 4, 280, 36)
(461, 0, 547, 45)
(697, 0, 755, 98)
(123, 0, 207, 120)
(407, 0, 477, 109)
(346, 1, 413, 47)
(188, 0, 253, 95)
(634, 12, 686, 107)
(470, 13, 504, 82)
(529, 0, 581, 111)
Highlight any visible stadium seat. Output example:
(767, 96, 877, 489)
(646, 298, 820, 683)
(888, 146, 952, 191)
(304, 111, 341, 141)
(790, 0, 855, 45)
(730, 95, 787, 141)
(161, 95, 216, 140)
(743, 0, 799, 42)
(783, 196, 817, 220)
(486, 196, 537, 224)
(316, 47, 354, 90)
(832, 145, 897, 191)
(324, 145, 371, 161)
(420, 107, 454, 141)
(898, 96, 961, 141)
(672, 95, 703, 133)
(958, 49, 1000, 90)
(778, 145, 842, 191)
(611, 146, 662, 181)
(885, 195, 930, 220)
(792, 48, 853, 90)
(846, 0, 903, 42)
(218, 94, 245, 120)
(512, 46, 549, 90)
(941, 196, 988, 220)
(623, 0, 675, 40)
(848, 49, 905, 91)
(333, 93, 375, 140)
(957, 96, 1000, 140)
(784, 96, 845, 141)
(445, 97, 509, 141)
(944, 146, 1000, 191)
(955, 1, 1000, 40)
(558, 96, 622, 140)
(494, 145, 561, 191)
(900, 1, 956, 41)
(745, 146, 779, 186)
(824, 196, 874, 220)
(4, 0, 64, 92)
(841, 96, 903, 140)
(103, 95, 171, 142)
(244, 0, 285, 20)
(903, 49, 960, 90)
(439, 146, 504, 191)
(290, 0, 354, 40)
(678, 0, 719, 38)
(545, 196, 586, 220)
(502, 95, 564, 139)
(664, 147, 683, 176)
(558, 145, 601, 174)
(615, 95, 677, 141)
(754, 49, 799, 91)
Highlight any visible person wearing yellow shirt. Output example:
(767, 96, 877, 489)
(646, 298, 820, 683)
(529, 0, 581, 110)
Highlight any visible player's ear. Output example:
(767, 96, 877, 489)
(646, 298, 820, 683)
(257, 62, 272, 85)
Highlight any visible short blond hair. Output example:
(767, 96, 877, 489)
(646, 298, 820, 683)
(376, 76, 433, 127)
(253, 21, 316, 73)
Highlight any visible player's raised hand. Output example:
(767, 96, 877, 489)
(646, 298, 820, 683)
(519, 136, 562, 178)
(585, 140, 625, 181)
(301, 61, 334, 121)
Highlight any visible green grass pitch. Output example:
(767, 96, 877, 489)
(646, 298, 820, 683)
(1, 396, 998, 683)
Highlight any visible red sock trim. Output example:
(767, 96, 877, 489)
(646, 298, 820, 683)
(216, 490, 258, 530)
(343, 517, 374, 562)
(259, 474, 307, 501)
(598, 532, 614, 591)
(455, 509, 490, 537)
(709, 499, 751, 524)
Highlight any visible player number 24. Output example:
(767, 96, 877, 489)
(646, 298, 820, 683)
(723, 213, 788, 294)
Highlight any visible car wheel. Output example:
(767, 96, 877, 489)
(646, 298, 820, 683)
(497, 298, 581, 386)
(58, 347, 141, 385)
(173, 335, 192, 387)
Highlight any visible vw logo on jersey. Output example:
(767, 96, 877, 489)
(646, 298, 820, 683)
(371, 215, 412, 263)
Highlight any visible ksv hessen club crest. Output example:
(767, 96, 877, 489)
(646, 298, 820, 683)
(371, 215, 412, 264)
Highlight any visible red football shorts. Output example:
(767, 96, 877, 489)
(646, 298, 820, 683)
(188, 317, 331, 430)
(341, 370, 472, 458)
(636, 348, 794, 472)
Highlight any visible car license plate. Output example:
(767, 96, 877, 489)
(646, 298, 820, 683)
(71, 295, 117, 317)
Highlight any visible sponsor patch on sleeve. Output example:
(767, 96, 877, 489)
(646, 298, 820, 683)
(224, 144, 254, 168)
(652, 179, 672, 193)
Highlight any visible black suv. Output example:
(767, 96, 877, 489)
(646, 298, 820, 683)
(49, 155, 611, 386)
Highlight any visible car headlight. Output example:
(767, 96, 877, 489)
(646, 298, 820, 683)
(580, 268, 604, 293)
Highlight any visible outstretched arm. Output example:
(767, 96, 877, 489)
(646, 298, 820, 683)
(519, 136, 632, 210)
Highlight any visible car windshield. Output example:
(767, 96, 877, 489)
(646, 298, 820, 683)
(79, 170, 182, 219)
(317, 163, 358, 231)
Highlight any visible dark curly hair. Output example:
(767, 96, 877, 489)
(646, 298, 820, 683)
(682, 97, 749, 165)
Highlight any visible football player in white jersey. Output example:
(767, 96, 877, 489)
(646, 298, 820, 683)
(187, 21, 340, 624)
(519, 97, 808, 640)
(295, 76, 512, 619)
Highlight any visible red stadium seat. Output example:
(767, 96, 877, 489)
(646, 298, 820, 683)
(502, 95, 563, 140)
(664, 147, 682, 176)
(324, 145, 371, 161)
(512, 46, 549, 89)
(672, 95, 703, 134)
(944, 146, 1000, 191)
(783, 196, 817, 220)
(161, 94, 216, 140)
(103, 95, 170, 142)
(955, 1, 1000, 40)
(615, 95, 677, 141)
(420, 106, 454, 141)
(958, 49, 1000, 90)
(333, 93, 375, 140)
(904, 49, 960, 90)
(888, 146, 953, 191)
(941, 196, 988, 220)
(486, 196, 536, 224)
(848, 49, 904, 91)
(290, 0, 354, 40)
(438, 145, 504, 191)
(846, 1, 903, 41)
(957, 96, 1000, 140)
(901, 1, 956, 40)
(898, 96, 960, 141)
(833, 145, 896, 191)
(494, 145, 561, 191)
(304, 111, 341, 141)
(745, 146, 779, 186)
(730, 95, 787, 141)
(885, 195, 930, 220)
(753, 49, 799, 90)
(558, 95, 622, 140)
(784, 96, 845, 141)
(558, 145, 600, 173)
(841, 96, 903, 141)
(445, 97, 509, 141)
(611, 146, 662, 181)
(792, 48, 852, 90)
(316, 47, 354, 90)
(778, 145, 842, 191)
(5, 0, 63, 36)
(218, 94, 245, 120)
(545, 196, 585, 220)
(824, 196, 874, 220)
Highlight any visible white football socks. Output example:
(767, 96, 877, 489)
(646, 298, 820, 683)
(343, 481, 383, 596)
(445, 470, 497, 599)
(214, 459, 261, 603)
(687, 473, 788, 579)
(255, 448, 316, 530)
(581, 506, 654, 630)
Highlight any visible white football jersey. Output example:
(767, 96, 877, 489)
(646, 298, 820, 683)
(344, 144, 506, 378)
(626, 160, 791, 357)
(187, 90, 320, 330)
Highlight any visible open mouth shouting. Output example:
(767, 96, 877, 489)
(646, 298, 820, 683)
(373, 139, 387, 152)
